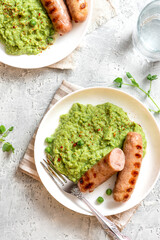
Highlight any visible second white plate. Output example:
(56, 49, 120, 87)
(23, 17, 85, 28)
(0, 0, 92, 69)
(34, 87, 160, 216)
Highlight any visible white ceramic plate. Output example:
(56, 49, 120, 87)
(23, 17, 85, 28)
(34, 88, 160, 216)
(0, 0, 92, 69)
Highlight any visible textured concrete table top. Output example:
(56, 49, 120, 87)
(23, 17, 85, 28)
(0, 0, 160, 239)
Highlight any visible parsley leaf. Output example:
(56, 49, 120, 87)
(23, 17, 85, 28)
(126, 72, 139, 87)
(126, 72, 133, 78)
(114, 77, 123, 88)
(147, 74, 158, 81)
(0, 125, 6, 134)
(2, 142, 14, 153)
(9, 126, 14, 132)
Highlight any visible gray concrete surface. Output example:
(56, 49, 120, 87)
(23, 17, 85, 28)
(0, 0, 160, 239)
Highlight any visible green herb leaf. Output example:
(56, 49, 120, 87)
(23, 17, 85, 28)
(130, 78, 139, 87)
(2, 142, 14, 153)
(147, 74, 158, 81)
(126, 72, 139, 87)
(9, 126, 14, 132)
(126, 72, 132, 78)
(0, 125, 6, 134)
(114, 77, 123, 88)
(2, 133, 8, 138)
(147, 74, 152, 80)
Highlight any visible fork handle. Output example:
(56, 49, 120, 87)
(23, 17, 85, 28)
(81, 197, 131, 240)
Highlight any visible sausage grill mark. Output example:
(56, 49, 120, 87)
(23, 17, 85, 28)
(103, 158, 107, 164)
(129, 178, 136, 185)
(134, 162, 141, 168)
(136, 145, 142, 150)
(50, 7, 57, 14)
(45, 1, 52, 7)
(93, 173, 97, 178)
(84, 183, 94, 190)
(124, 194, 129, 199)
(135, 153, 141, 158)
(52, 16, 59, 22)
(131, 170, 139, 177)
(84, 173, 89, 181)
(126, 188, 133, 192)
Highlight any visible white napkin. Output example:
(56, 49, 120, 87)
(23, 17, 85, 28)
(48, 0, 118, 70)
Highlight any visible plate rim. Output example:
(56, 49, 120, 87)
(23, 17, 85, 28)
(0, 0, 93, 69)
(34, 87, 160, 216)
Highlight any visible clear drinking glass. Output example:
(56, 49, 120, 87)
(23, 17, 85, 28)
(132, 0, 160, 62)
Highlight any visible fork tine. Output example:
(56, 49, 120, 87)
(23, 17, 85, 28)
(43, 159, 65, 186)
(46, 157, 68, 183)
(40, 162, 63, 187)
(47, 153, 54, 160)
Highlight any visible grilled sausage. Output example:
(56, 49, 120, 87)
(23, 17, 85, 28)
(113, 132, 143, 202)
(41, 0, 72, 35)
(66, 0, 88, 23)
(78, 148, 125, 193)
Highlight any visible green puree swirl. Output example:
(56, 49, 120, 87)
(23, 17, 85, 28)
(46, 103, 147, 183)
(0, 0, 55, 55)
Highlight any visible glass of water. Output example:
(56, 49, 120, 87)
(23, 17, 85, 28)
(132, 0, 160, 62)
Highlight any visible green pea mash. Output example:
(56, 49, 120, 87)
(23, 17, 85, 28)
(0, 0, 55, 55)
(46, 103, 147, 183)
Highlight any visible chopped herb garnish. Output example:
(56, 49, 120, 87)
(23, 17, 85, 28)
(2, 142, 14, 153)
(0, 125, 6, 134)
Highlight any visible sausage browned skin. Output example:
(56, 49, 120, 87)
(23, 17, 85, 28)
(78, 148, 125, 193)
(66, 0, 88, 23)
(113, 132, 143, 202)
(41, 0, 72, 35)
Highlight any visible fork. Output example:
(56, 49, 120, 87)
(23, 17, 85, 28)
(41, 157, 131, 240)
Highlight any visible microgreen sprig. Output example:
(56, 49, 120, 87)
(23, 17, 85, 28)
(114, 73, 160, 113)
(0, 125, 14, 153)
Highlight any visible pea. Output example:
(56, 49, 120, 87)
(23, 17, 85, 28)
(97, 196, 104, 204)
(30, 19, 36, 27)
(45, 147, 51, 153)
(47, 36, 54, 44)
(77, 140, 84, 147)
(45, 137, 53, 143)
(106, 188, 112, 196)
